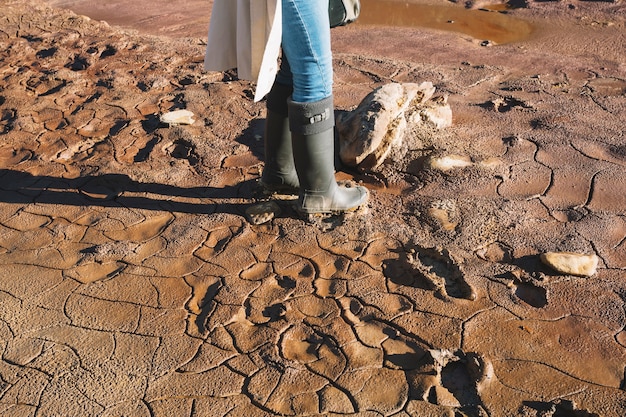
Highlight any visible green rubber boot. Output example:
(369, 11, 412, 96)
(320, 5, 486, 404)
(289, 95, 368, 215)
(259, 82, 299, 194)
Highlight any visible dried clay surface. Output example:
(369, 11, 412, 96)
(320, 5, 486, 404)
(1, 0, 626, 416)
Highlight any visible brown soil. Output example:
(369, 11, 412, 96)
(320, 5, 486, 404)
(1, 0, 625, 415)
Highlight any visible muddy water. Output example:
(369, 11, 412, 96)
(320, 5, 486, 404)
(45, 0, 533, 44)
(357, 0, 534, 44)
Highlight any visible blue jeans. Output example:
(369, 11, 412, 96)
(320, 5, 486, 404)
(275, 0, 333, 103)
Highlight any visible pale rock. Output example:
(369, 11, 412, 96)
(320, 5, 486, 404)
(425, 154, 473, 171)
(160, 109, 195, 125)
(540, 252, 599, 277)
(408, 95, 453, 129)
(245, 201, 281, 225)
(337, 82, 443, 171)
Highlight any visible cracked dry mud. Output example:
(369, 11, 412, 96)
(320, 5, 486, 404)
(1, 0, 626, 416)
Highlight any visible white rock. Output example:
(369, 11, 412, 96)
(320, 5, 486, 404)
(160, 109, 195, 125)
(425, 154, 473, 171)
(407, 95, 453, 129)
(540, 252, 599, 277)
(337, 82, 439, 170)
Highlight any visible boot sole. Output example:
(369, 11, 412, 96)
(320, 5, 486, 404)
(296, 202, 367, 218)
(257, 179, 299, 199)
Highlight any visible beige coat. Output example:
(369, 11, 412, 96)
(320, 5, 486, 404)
(204, 0, 282, 102)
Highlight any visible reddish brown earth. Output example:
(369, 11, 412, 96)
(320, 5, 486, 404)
(1, 0, 625, 416)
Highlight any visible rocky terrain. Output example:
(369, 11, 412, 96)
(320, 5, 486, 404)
(1, 0, 625, 415)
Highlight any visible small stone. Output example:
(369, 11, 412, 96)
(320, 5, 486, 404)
(160, 109, 195, 125)
(245, 201, 281, 225)
(539, 252, 599, 277)
(425, 154, 473, 171)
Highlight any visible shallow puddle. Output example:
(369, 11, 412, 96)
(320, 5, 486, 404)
(357, 0, 534, 44)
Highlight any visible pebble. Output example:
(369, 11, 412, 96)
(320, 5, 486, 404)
(425, 154, 473, 171)
(539, 252, 599, 277)
(160, 109, 195, 125)
(245, 201, 281, 225)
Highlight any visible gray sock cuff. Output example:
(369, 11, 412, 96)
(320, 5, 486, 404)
(288, 95, 335, 135)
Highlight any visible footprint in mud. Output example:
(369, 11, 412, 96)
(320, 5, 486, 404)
(99, 44, 117, 59)
(385, 245, 477, 301)
(505, 269, 548, 308)
(36, 47, 58, 59)
(520, 399, 600, 417)
(1, 108, 17, 134)
(482, 96, 533, 112)
(186, 276, 222, 335)
(0, 148, 34, 166)
(134, 135, 161, 162)
(65, 54, 91, 71)
(165, 138, 200, 165)
(514, 282, 547, 308)
(244, 273, 294, 324)
(427, 199, 459, 232)
(411, 349, 492, 414)
(438, 357, 482, 409)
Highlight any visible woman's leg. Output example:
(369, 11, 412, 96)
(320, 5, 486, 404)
(280, 0, 333, 103)
(259, 77, 299, 194)
(280, 0, 368, 214)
